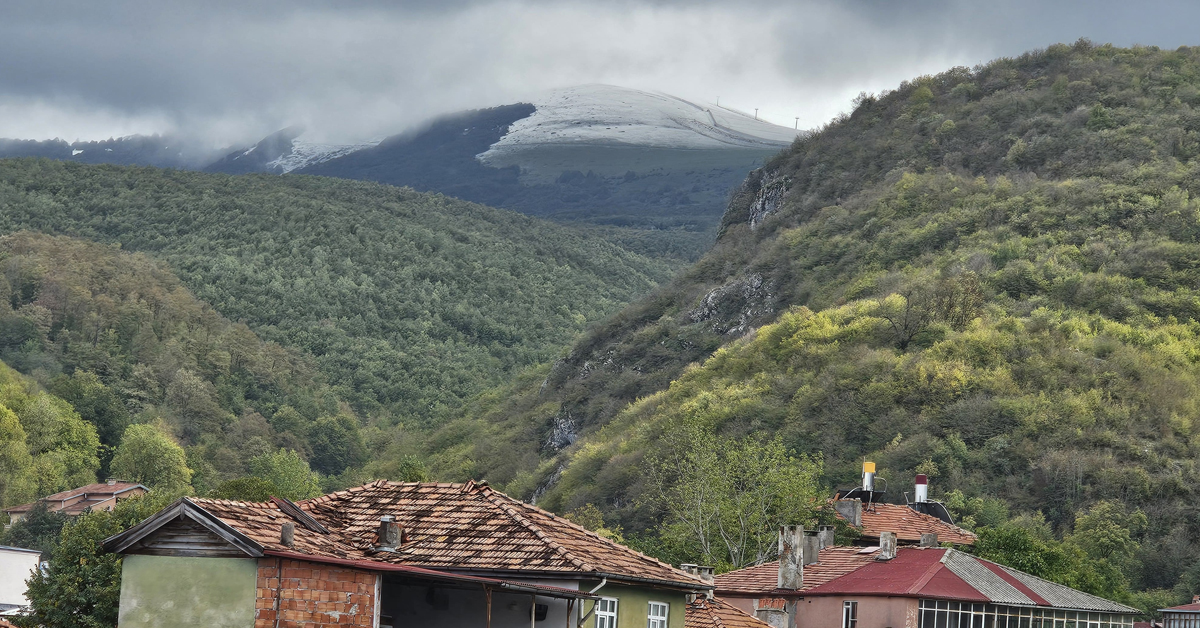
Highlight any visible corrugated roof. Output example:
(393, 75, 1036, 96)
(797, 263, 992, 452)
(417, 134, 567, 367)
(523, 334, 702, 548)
(996, 564, 1138, 613)
(1162, 603, 1200, 613)
(686, 597, 773, 628)
(714, 547, 876, 595)
(942, 549, 1037, 606)
(189, 480, 704, 589)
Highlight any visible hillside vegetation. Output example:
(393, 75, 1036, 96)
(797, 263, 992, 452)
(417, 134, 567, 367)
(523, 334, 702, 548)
(425, 41, 1200, 601)
(0, 162, 677, 422)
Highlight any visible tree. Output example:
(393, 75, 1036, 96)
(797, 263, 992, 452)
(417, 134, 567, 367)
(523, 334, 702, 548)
(645, 414, 823, 570)
(208, 476, 281, 502)
(21, 393, 101, 495)
(0, 501, 68, 557)
(49, 371, 130, 452)
(0, 405, 36, 507)
(21, 493, 171, 628)
(109, 424, 193, 493)
(248, 448, 321, 500)
(306, 415, 366, 475)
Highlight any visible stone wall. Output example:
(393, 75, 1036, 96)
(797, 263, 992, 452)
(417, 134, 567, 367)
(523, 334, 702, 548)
(255, 557, 377, 627)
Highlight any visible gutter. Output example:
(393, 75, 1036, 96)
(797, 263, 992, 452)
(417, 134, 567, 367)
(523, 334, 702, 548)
(433, 567, 710, 592)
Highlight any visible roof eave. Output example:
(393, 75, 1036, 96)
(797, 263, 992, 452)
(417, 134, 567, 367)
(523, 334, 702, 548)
(102, 497, 265, 558)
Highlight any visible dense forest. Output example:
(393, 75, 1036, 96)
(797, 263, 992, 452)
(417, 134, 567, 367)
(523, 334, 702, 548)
(0, 162, 678, 423)
(416, 41, 1200, 607)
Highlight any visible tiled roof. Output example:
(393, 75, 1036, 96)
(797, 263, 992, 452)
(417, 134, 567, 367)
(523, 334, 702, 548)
(804, 547, 1138, 614)
(5, 481, 146, 513)
(714, 547, 876, 594)
(686, 597, 773, 628)
(837, 501, 977, 545)
(193, 481, 704, 588)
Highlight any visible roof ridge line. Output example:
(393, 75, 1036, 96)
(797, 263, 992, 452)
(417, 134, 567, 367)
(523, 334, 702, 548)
(481, 489, 594, 572)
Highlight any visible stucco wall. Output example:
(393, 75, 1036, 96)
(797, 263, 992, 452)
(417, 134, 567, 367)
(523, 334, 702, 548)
(797, 596, 918, 628)
(118, 555, 258, 628)
(0, 547, 39, 606)
(580, 583, 687, 628)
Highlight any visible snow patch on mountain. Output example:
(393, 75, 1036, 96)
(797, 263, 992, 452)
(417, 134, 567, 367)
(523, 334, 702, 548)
(267, 138, 383, 173)
(478, 84, 800, 165)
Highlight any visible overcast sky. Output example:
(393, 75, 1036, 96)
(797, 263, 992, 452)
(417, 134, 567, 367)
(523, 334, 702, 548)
(4, 0, 1200, 146)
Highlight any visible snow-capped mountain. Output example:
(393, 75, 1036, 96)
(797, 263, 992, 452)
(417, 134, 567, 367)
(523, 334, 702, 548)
(205, 126, 382, 175)
(479, 84, 798, 162)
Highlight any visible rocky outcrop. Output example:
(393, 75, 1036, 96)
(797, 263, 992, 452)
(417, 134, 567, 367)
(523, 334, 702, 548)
(747, 172, 790, 229)
(543, 409, 579, 452)
(688, 273, 776, 335)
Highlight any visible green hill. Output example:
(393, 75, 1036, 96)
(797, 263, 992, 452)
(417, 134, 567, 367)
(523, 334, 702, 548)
(426, 41, 1200, 598)
(0, 162, 678, 422)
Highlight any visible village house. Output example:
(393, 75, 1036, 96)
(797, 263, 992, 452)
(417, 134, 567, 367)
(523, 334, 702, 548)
(685, 596, 775, 628)
(0, 545, 41, 614)
(1160, 597, 1200, 628)
(3, 479, 148, 525)
(103, 480, 709, 628)
(714, 465, 1138, 628)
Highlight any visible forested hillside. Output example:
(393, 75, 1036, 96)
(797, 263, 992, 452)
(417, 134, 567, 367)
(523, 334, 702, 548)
(0, 233, 350, 494)
(424, 41, 1200, 603)
(0, 162, 677, 422)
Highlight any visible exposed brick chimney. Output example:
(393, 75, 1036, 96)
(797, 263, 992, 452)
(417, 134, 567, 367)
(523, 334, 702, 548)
(778, 525, 804, 589)
(878, 531, 897, 560)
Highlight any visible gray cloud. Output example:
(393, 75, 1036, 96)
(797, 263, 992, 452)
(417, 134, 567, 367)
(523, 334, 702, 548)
(3, 0, 1200, 145)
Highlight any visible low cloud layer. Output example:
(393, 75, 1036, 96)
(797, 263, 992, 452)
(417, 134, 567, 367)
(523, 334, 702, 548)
(4, 0, 1200, 145)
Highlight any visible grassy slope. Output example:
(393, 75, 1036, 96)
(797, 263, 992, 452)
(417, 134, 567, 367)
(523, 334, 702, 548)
(0, 161, 679, 423)
(429, 42, 1200, 590)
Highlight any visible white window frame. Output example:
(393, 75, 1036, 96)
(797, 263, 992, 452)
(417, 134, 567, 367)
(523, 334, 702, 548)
(844, 600, 859, 628)
(595, 597, 618, 628)
(648, 601, 669, 628)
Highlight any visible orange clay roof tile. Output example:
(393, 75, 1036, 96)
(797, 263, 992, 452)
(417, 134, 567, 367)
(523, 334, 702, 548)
(842, 502, 977, 545)
(192, 481, 702, 587)
(714, 547, 877, 595)
(687, 597, 774, 628)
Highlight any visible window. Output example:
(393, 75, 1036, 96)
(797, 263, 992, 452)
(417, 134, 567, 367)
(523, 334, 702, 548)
(844, 601, 859, 628)
(595, 598, 618, 628)
(648, 602, 669, 628)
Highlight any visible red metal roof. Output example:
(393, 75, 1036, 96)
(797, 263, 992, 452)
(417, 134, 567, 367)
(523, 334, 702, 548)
(805, 547, 986, 602)
(1162, 604, 1200, 613)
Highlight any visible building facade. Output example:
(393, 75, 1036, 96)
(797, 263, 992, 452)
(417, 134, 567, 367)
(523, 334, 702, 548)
(0, 545, 40, 613)
(4, 480, 147, 524)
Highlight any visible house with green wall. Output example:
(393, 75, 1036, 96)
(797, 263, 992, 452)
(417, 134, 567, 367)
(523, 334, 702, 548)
(103, 480, 708, 628)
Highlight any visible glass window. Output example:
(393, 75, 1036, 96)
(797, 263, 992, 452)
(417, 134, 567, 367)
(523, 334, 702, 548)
(648, 602, 668, 628)
(844, 601, 859, 628)
(596, 598, 618, 628)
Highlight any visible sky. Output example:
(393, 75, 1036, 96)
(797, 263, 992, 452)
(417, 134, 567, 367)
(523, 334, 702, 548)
(4, 0, 1200, 146)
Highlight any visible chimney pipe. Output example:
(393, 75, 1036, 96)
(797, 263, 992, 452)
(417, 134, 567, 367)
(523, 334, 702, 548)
(914, 474, 928, 503)
(802, 533, 820, 565)
(862, 461, 876, 492)
(777, 525, 804, 590)
(920, 533, 939, 548)
(280, 522, 295, 548)
(376, 515, 401, 552)
(878, 531, 897, 560)
(818, 526, 835, 550)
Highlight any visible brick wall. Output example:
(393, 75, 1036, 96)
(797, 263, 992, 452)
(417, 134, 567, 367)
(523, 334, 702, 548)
(255, 557, 377, 627)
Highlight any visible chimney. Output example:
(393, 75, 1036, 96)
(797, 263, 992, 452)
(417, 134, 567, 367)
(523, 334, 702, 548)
(818, 525, 835, 549)
(106, 478, 117, 486)
(280, 522, 295, 548)
(697, 566, 715, 599)
(914, 474, 928, 503)
(802, 532, 820, 565)
(920, 533, 938, 548)
(679, 564, 698, 576)
(833, 499, 863, 528)
(778, 525, 804, 590)
(862, 461, 876, 492)
(376, 515, 402, 552)
(1193, 595, 1200, 604)
(878, 531, 897, 560)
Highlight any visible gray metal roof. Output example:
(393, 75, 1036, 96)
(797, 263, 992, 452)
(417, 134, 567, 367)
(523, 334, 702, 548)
(996, 564, 1139, 614)
(942, 550, 1035, 607)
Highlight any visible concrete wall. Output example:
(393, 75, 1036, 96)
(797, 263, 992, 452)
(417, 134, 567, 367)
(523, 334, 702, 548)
(580, 583, 687, 628)
(117, 555, 258, 628)
(0, 547, 40, 606)
(255, 558, 377, 628)
(796, 596, 918, 628)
